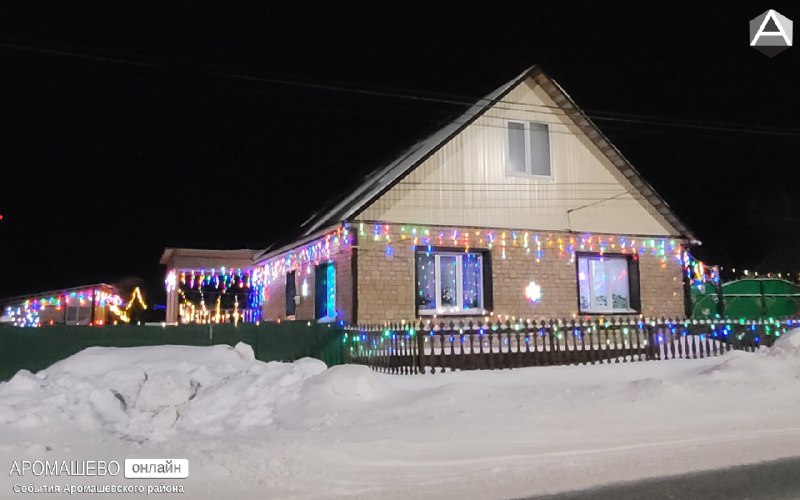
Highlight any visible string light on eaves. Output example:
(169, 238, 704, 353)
(4, 289, 126, 328)
(258, 225, 352, 285)
(389, 223, 684, 266)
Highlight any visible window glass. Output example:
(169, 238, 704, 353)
(326, 263, 336, 318)
(314, 262, 336, 320)
(439, 255, 458, 307)
(415, 251, 486, 314)
(606, 258, 629, 310)
(590, 259, 608, 308)
(415, 254, 436, 310)
(528, 122, 551, 175)
(507, 121, 550, 176)
(462, 253, 482, 310)
(285, 270, 297, 316)
(577, 255, 634, 313)
(507, 121, 527, 173)
(578, 258, 591, 311)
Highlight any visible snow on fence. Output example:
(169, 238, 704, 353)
(344, 318, 798, 374)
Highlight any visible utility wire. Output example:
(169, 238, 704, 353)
(2, 41, 800, 139)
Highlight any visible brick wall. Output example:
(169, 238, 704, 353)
(355, 223, 686, 323)
(260, 245, 354, 323)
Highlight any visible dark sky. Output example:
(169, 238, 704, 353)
(1, 2, 799, 304)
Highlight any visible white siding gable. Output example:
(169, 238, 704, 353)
(358, 77, 677, 236)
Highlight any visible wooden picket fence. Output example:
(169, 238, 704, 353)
(344, 318, 798, 374)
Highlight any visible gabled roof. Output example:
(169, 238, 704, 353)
(261, 65, 696, 261)
(299, 66, 539, 237)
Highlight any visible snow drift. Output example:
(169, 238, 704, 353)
(0, 343, 329, 442)
(1, 331, 799, 499)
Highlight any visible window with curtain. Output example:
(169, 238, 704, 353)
(577, 254, 640, 313)
(415, 250, 485, 315)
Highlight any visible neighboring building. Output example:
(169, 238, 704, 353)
(160, 248, 261, 324)
(2, 283, 124, 327)
(163, 66, 698, 325)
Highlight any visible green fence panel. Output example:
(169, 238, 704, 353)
(691, 278, 800, 320)
(0, 322, 345, 381)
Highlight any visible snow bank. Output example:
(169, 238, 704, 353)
(770, 327, 800, 356)
(1, 332, 800, 499)
(0, 343, 327, 442)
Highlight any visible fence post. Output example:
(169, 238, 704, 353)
(416, 322, 425, 375)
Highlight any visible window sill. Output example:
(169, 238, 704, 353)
(418, 309, 485, 317)
(579, 309, 639, 315)
(505, 171, 553, 180)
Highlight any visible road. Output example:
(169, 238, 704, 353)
(525, 456, 800, 500)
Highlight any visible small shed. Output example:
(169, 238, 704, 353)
(2, 284, 124, 327)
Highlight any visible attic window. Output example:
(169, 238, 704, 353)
(507, 121, 551, 176)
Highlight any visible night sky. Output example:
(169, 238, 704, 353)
(1, 2, 799, 306)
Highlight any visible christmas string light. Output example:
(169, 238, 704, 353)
(4, 288, 125, 328)
(258, 225, 352, 285)
(388, 223, 683, 265)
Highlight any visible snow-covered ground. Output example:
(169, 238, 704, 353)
(1, 333, 800, 499)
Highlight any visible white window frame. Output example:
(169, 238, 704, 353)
(506, 120, 553, 178)
(417, 251, 484, 316)
(577, 254, 636, 314)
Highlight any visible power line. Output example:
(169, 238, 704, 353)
(3, 41, 800, 139)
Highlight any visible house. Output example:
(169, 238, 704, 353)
(162, 66, 697, 325)
(1, 283, 125, 327)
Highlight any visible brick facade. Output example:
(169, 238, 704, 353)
(355, 224, 686, 323)
(259, 223, 686, 325)
(260, 245, 354, 323)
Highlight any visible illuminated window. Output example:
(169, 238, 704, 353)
(507, 121, 551, 176)
(415, 250, 486, 315)
(314, 262, 336, 321)
(577, 254, 640, 314)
